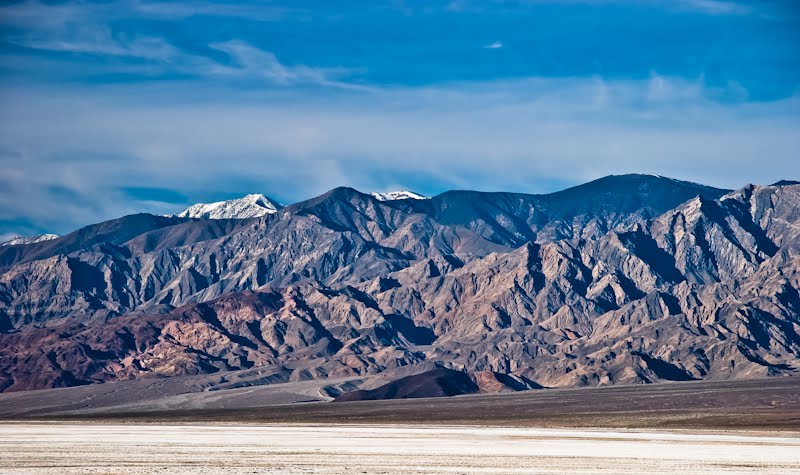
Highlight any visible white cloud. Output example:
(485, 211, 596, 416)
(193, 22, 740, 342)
(1, 76, 798, 234)
(484, 41, 504, 49)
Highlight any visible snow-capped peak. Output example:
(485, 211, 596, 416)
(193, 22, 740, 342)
(370, 191, 430, 201)
(0, 233, 60, 247)
(172, 194, 281, 220)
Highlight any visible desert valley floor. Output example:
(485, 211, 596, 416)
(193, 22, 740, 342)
(3, 423, 800, 474)
(1, 377, 799, 474)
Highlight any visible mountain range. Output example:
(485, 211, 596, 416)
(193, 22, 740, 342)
(1, 174, 798, 394)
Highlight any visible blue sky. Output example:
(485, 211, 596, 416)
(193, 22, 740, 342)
(0, 0, 798, 237)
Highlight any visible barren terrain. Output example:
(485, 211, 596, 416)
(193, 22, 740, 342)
(3, 375, 798, 432)
(1, 423, 799, 474)
(2, 370, 799, 474)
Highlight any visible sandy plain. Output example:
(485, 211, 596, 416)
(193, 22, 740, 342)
(1, 422, 800, 474)
(2, 378, 799, 473)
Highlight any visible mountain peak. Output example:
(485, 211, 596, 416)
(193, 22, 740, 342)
(592, 173, 718, 188)
(0, 233, 59, 247)
(771, 180, 800, 187)
(370, 190, 430, 201)
(172, 193, 281, 220)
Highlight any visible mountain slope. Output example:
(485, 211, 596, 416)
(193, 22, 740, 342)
(2, 175, 708, 328)
(392, 174, 730, 246)
(1, 175, 797, 393)
(0, 214, 188, 269)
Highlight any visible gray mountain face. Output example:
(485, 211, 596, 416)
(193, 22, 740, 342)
(1, 175, 798, 393)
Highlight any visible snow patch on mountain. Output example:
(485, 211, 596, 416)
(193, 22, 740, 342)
(1, 234, 60, 247)
(370, 191, 430, 201)
(172, 194, 281, 219)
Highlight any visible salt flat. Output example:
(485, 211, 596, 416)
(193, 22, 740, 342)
(1, 423, 799, 474)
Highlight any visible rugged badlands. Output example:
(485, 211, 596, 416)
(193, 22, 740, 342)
(1, 174, 799, 393)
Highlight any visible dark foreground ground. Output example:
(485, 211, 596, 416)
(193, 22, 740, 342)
(5, 376, 799, 432)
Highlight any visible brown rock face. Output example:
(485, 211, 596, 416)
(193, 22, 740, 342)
(471, 370, 539, 393)
(1, 176, 799, 393)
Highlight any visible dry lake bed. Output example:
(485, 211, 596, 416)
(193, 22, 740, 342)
(2, 378, 799, 474)
(1, 423, 800, 474)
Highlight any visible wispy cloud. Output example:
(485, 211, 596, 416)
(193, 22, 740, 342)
(0, 1, 80, 29)
(5, 17, 361, 89)
(128, 0, 291, 20)
(435, 0, 754, 15)
(207, 41, 367, 89)
(676, 0, 752, 15)
(2, 2, 184, 64)
(1, 1, 355, 88)
(483, 41, 503, 49)
(0, 0, 291, 25)
(10, 26, 180, 61)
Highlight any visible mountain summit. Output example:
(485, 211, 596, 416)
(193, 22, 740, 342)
(0, 234, 59, 247)
(172, 193, 281, 219)
(370, 191, 429, 201)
